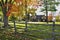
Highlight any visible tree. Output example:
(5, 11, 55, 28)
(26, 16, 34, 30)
(42, 0, 60, 11)
(0, 0, 23, 27)
(0, 0, 37, 27)
(0, 0, 15, 27)
(41, 0, 60, 22)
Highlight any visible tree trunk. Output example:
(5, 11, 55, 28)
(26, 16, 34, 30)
(3, 13, 8, 27)
(2, 7, 8, 27)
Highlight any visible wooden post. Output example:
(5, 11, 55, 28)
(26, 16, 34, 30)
(45, 0, 48, 24)
(25, 0, 28, 32)
(52, 17, 56, 40)
(14, 20, 17, 34)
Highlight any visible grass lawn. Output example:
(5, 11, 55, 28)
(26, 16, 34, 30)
(0, 22, 60, 40)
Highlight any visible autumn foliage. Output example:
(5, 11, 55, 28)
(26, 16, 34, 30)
(48, 14, 53, 21)
(6, 0, 38, 17)
(6, 4, 19, 16)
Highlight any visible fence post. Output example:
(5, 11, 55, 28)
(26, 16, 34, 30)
(45, 0, 48, 24)
(52, 17, 55, 40)
(14, 20, 17, 34)
(25, 0, 28, 32)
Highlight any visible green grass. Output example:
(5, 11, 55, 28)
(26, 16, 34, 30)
(0, 22, 60, 40)
(27, 24, 60, 39)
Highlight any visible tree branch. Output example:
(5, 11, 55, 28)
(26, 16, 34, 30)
(11, 0, 14, 4)
(5, 0, 8, 4)
(0, 1, 2, 6)
(9, 0, 14, 4)
(1, 0, 4, 5)
(8, 0, 14, 12)
(9, 0, 12, 3)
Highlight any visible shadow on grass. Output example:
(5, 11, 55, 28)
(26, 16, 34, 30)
(0, 24, 60, 40)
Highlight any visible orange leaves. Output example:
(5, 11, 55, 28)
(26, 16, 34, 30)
(8, 4, 12, 7)
(6, 0, 39, 17)
(48, 14, 53, 21)
(10, 4, 19, 12)
(6, 10, 11, 16)
(6, 4, 12, 16)
(9, 4, 19, 12)
(6, 4, 19, 16)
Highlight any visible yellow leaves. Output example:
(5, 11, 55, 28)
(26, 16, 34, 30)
(27, 0, 31, 5)
(28, 8, 36, 14)
(6, 4, 19, 17)
(29, 0, 38, 6)
(10, 4, 19, 12)
(9, 0, 37, 18)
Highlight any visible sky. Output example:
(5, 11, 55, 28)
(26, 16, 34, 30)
(28, 0, 60, 16)
(35, 4, 60, 16)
